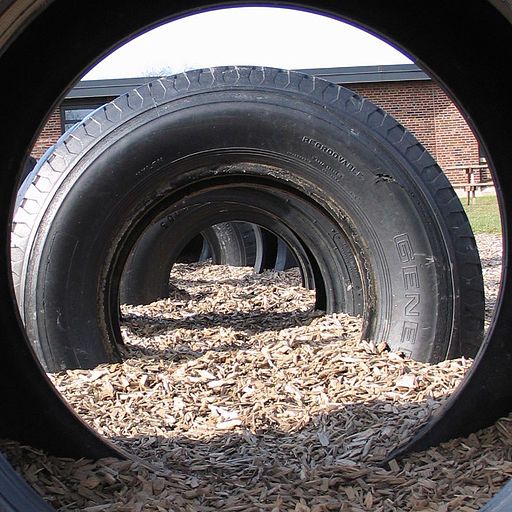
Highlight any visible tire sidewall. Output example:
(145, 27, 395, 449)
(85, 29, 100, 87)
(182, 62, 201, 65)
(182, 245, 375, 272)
(24, 81, 455, 367)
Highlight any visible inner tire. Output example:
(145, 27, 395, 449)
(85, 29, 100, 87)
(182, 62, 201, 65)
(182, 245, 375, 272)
(10, 66, 484, 370)
(121, 184, 341, 310)
(200, 222, 258, 267)
(120, 221, 261, 305)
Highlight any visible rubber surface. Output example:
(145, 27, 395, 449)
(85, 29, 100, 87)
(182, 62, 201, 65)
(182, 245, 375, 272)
(0, 1, 510, 511)
(12, 66, 483, 371)
(479, 479, 512, 511)
(121, 214, 308, 307)
(120, 221, 262, 305)
(202, 222, 260, 267)
(0, 453, 53, 511)
(121, 184, 334, 308)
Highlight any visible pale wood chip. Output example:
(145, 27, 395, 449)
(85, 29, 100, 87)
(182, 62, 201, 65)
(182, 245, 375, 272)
(0, 234, 505, 511)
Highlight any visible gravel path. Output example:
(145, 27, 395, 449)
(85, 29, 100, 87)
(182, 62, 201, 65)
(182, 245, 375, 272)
(0, 234, 507, 512)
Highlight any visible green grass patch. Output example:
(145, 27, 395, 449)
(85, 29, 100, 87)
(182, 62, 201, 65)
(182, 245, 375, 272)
(462, 194, 501, 234)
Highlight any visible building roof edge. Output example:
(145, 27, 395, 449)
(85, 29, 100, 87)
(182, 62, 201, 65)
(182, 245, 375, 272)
(67, 63, 428, 99)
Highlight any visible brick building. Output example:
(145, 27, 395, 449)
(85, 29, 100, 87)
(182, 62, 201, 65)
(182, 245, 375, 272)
(31, 64, 492, 190)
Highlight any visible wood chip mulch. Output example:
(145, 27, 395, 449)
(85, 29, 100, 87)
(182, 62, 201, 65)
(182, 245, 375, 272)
(1, 233, 509, 511)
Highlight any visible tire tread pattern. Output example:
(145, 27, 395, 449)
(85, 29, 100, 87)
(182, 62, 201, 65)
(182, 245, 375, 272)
(11, 66, 484, 355)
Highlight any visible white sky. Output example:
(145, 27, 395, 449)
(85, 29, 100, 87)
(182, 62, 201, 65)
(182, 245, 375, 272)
(83, 7, 412, 80)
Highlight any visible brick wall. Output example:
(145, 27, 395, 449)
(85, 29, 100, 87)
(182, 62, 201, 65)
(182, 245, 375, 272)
(31, 79, 487, 188)
(31, 109, 61, 159)
(350, 81, 482, 185)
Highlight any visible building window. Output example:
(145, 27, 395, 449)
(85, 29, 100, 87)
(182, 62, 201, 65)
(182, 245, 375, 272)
(60, 101, 105, 133)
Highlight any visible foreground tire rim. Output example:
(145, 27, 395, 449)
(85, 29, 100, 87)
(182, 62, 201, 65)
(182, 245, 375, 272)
(0, 1, 510, 510)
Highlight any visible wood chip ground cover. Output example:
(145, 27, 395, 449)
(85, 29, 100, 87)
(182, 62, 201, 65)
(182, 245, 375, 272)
(1, 234, 509, 511)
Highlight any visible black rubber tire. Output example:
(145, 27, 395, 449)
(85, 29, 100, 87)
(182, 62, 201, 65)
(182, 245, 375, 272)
(122, 218, 299, 306)
(121, 185, 335, 309)
(120, 221, 261, 305)
(11, 66, 484, 370)
(175, 233, 206, 263)
(194, 222, 260, 267)
(178, 222, 260, 266)
(0, 2, 510, 511)
(234, 222, 260, 267)
(252, 228, 299, 273)
(0, 453, 54, 512)
(203, 223, 249, 266)
(120, 217, 297, 306)
(274, 237, 299, 272)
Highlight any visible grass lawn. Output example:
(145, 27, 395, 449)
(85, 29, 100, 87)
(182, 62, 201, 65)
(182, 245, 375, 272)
(462, 194, 501, 234)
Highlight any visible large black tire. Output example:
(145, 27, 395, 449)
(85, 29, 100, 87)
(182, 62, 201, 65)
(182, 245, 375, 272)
(0, 2, 511, 510)
(120, 221, 262, 305)
(121, 186, 334, 309)
(11, 66, 484, 371)
(121, 220, 296, 306)
(202, 222, 256, 266)
(178, 222, 261, 267)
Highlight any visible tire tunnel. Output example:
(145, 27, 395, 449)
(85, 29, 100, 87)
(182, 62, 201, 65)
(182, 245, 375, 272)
(0, 1, 511, 509)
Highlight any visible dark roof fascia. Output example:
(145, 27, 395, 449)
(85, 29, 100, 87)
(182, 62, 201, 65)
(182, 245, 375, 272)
(296, 63, 429, 84)
(66, 63, 429, 100)
(66, 77, 150, 100)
